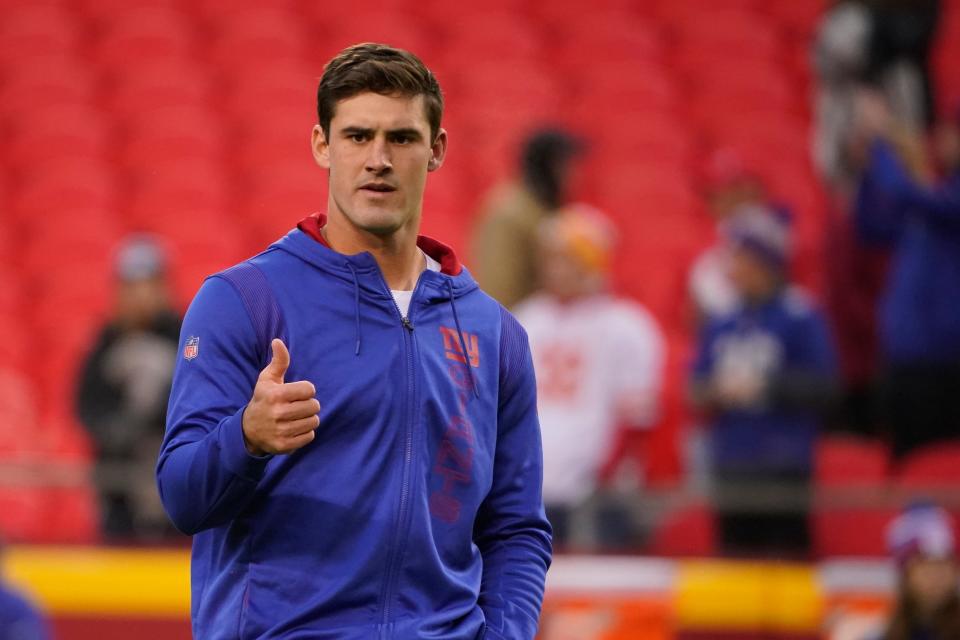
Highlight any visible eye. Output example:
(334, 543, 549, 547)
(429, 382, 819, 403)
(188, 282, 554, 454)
(392, 134, 411, 145)
(350, 133, 366, 143)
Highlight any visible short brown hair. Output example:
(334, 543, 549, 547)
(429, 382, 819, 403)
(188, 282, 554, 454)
(317, 43, 443, 141)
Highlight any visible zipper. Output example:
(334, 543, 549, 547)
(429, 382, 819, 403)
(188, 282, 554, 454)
(377, 271, 425, 630)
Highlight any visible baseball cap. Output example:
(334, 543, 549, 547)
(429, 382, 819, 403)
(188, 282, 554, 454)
(887, 502, 956, 565)
(114, 234, 167, 282)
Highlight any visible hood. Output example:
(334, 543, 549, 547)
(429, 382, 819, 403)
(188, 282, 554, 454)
(267, 212, 479, 302)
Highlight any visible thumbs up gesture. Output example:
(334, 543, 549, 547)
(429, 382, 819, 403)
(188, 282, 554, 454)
(242, 339, 321, 456)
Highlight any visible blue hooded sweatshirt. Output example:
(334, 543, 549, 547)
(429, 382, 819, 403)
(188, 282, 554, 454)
(854, 139, 960, 365)
(157, 214, 551, 639)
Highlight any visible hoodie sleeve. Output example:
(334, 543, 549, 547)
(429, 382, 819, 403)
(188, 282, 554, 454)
(855, 139, 960, 243)
(156, 275, 273, 535)
(474, 308, 552, 640)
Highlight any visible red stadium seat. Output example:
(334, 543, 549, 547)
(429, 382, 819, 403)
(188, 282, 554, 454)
(813, 507, 896, 557)
(107, 59, 212, 116)
(815, 436, 891, 488)
(128, 158, 231, 223)
(224, 65, 319, 117)
(552, 13, 663, 64)
(12, 159, 117, 218)
(897, 442, 960, 489)
(6, 104, 111, 167)
(316, 14, 430, 62)
(0, 58, 97, 117)
(206, 7, 305, 69)
(648, 502, 716, 556)
(91, 7, 196, 69)
(121, 104, 225, 165)
(0, 5, 81, 64)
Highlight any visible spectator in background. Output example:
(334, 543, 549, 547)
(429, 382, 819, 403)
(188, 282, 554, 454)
(854, 94, 960, 459)
(813, 0, 940, 192)
(688, 148, 767, 324)
(472, 128, 584, 308)
(880, 504, 960, 640)
(691, 206, 838, 557)
(515, 205, 665, 549)
(76, 235, 181, 541)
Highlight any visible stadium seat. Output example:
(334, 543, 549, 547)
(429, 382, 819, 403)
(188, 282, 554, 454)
(0, 58, 97, 117)
(0, 5, 80, 64)
(107, 59, 211, 116)
(91, 7, 196, 69)
(224, 65, 319, 117)
(6, 104, 112, 167)
(896, 442, 960, 489)
(815, 436, 891, 488)
(813, 507, 896, 557)
(12, 159, 117, 218)
(206, 7, 305, 68)
(317, 14, 430, 61)
(551, 13, 663, 64)
(121, 105, 225, 166)
(648, 502, 716, 557)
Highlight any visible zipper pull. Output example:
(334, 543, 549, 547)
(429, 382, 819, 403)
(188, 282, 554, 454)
(402, 316, 414, 331)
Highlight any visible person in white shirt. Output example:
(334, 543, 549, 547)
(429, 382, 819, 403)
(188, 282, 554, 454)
(514, 204, 666, 549)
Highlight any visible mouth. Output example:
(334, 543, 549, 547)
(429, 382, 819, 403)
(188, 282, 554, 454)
(359, 183, 397, 194)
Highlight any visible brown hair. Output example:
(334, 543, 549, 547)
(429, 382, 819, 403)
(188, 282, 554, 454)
(317, 42, 443, 142)
(884, 581, 960, 640)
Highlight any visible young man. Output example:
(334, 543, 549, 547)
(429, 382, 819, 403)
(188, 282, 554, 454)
(157, 44, 551, 639)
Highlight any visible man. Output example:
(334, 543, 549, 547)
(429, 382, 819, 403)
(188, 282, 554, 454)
(157, 43, 551, 639)
(690, 205, 838, 556)
(77, 235, 181, 540)
(514, 204, 664, 549)
(471, 129, 584, 308)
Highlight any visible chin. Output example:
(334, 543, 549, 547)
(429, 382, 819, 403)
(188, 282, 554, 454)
(347, 206, 410, 236)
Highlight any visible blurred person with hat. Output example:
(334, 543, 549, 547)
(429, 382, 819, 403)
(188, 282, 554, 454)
(472, 128, 585, 309)
(878, 503, 960, 640)
(75, 234, 182, 541)
(514, 204, 665, 549)
(690, 205, 839, 556)
(688, 147, 767, 325)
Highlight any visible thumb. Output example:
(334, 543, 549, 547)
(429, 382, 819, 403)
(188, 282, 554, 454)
(261, 338, 290, 383)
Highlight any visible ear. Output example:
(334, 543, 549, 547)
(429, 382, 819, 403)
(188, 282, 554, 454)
(311, 125, 330, 169)
(427, 127, 447, 172)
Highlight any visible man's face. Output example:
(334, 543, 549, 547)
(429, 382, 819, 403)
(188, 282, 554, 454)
(727, 245, 777, 300)
(906, 557, 959, 613)
(312, 92, 446, 236)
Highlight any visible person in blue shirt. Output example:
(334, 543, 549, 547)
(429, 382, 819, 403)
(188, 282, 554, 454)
(157, 43, 551, 639)
(853, 93, 960, 459)
(691, 205, 839, 556)
(0, 582, 48, 640)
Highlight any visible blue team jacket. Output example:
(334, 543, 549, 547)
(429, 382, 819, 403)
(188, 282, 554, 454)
(157, 214, 552, 639)
(855, 139, 960, 365)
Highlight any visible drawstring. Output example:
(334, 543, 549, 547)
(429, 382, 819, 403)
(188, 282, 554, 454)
(447, 279, 479, 398)
(346, 262, 362, 356)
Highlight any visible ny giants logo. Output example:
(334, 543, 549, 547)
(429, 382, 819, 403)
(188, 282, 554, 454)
(429, 326, 480, 524)
(439, 326, 480, 368)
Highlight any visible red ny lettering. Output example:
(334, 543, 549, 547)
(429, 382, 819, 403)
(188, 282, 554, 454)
(440, 327, 480, 368)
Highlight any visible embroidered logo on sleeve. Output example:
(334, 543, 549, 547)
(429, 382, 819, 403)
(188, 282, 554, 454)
(183, 336, 200, 361)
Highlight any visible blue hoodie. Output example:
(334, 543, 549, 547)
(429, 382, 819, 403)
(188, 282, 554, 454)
(157, 214, 551, 639)
(855, 139, 960, 365)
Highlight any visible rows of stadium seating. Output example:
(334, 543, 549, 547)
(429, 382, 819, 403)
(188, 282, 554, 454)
(1, 0, 959, 549)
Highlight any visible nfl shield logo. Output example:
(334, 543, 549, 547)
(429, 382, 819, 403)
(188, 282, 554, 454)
(183, 336, 200, 361)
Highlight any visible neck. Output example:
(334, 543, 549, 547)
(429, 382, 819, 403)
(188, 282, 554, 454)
(323, 208, 424, 290)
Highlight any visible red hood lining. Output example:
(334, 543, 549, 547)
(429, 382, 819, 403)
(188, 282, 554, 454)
(297, 212, 462, 276)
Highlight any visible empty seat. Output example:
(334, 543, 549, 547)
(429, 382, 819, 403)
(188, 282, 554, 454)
(648, 502, 716, 557)
(6, 104, 112, 166)
(0, 58, 97, 116)
(107, 59, 211, 116)
(92, 7, 196, 69)
(816, 436, 891, 487)
(813, 507, 896, 557)
(0, 5, 80, 64)
(206, 7, 304, 68)
(121, 104, 224, 165)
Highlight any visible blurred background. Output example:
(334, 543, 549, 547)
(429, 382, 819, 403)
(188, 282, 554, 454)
(0, 0, 959, 638)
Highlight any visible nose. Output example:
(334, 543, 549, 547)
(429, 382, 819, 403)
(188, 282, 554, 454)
(365, 137, 392, 174)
